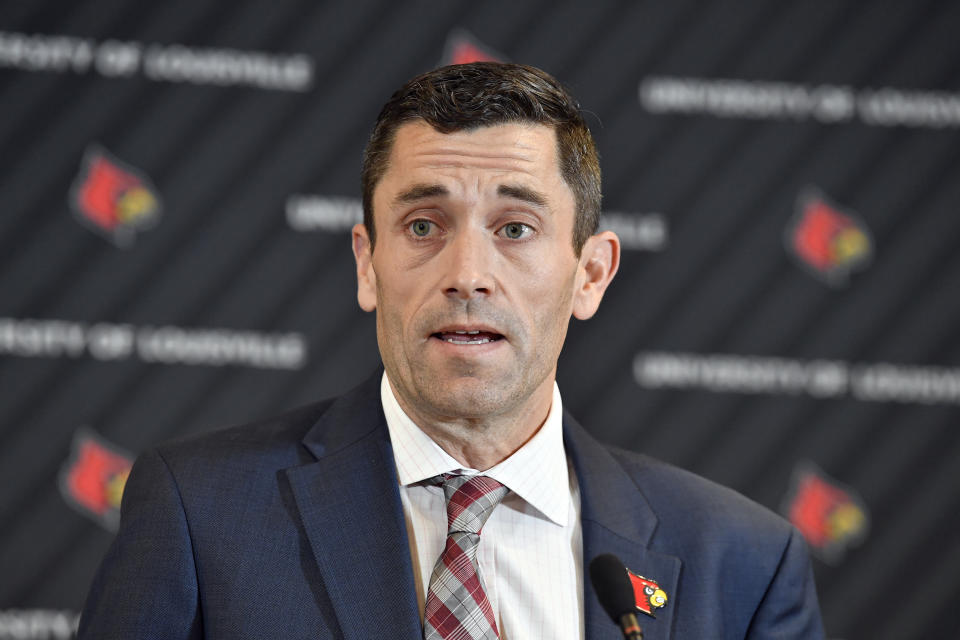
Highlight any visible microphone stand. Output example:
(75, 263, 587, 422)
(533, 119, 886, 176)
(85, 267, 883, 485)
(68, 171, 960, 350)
(618, 612, 643, 639)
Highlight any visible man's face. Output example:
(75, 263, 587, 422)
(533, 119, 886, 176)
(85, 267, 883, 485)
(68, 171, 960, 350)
(353, 121, 605, 425)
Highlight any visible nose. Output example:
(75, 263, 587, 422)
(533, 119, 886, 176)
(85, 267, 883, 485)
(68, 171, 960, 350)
(442, 227, 494, 299)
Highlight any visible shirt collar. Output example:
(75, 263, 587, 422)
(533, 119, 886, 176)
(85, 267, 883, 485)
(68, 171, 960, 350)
(381, 372, 570, 526)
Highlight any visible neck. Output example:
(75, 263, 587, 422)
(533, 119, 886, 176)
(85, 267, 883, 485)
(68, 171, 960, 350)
(389, 378, 555, 471)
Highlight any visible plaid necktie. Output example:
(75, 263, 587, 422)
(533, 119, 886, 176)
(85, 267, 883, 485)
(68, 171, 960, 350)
(424, 474, 510, 640)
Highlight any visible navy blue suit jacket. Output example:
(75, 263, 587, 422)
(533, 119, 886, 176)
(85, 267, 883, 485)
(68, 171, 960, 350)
(79, 374, 824, 639)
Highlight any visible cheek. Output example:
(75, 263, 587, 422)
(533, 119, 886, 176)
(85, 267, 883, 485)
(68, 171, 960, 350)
(523, 269, 577, 335)
(375, 273, 428, 346)
(374, 279, 406, 336)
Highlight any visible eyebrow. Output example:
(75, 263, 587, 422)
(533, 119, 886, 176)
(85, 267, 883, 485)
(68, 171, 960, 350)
(497, 184, 548, 207)
(393, 183, 448, 205)
(392, 182, 549, 208)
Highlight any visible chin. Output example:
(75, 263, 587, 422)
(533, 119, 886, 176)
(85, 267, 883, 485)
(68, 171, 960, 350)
(425, 378, 517, 419)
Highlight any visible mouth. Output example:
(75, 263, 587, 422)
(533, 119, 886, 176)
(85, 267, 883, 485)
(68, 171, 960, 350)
(431, 329, 505, 345)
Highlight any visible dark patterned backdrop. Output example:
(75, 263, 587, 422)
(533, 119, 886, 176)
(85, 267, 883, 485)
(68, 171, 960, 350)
(2, 1, 959, 638)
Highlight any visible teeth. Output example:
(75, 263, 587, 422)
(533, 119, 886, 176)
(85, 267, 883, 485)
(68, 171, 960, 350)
(438, 330, 496, 345)
(445, 337, 491, 344)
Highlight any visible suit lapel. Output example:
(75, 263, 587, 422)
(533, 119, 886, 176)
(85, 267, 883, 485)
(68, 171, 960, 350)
(282, 377, 682, 639)
(284, 375, 422, 640)
(565, 415, 681, 640)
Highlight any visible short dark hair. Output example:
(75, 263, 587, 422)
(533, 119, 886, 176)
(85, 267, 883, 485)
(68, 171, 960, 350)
(361, 62, 601, 255)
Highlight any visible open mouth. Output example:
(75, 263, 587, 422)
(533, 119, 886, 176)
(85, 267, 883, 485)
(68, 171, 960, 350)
(431, 330, 504, 345)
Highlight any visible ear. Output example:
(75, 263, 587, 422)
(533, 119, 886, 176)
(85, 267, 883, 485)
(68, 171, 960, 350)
(352, 223, 377, 312)
(572, 230, 620, 320)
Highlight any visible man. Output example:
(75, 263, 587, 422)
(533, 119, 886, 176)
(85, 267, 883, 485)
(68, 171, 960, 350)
(79, 63, 824, 639)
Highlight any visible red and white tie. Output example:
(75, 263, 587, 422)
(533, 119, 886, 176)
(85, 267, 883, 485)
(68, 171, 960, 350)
(424, 474, 510, 640)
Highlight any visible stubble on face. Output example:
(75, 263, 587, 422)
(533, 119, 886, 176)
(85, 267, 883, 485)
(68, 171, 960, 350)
(364, 121, 582, 463)
(375, 266, 575, 425)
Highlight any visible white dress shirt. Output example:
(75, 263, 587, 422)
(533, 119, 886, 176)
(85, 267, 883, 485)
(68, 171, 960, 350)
(381, 373, 584, 640)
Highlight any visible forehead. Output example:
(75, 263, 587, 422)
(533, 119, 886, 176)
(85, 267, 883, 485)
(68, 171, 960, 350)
(379, 120, 565, 190)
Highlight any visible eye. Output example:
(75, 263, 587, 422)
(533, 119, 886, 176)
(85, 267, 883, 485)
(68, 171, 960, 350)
(499, 222, 532, 240)
(409, 219, 433, 237)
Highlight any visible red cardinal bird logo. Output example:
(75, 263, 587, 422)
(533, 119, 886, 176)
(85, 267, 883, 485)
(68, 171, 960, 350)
(782, 462, 869, 564)
(785, 186, 872, 287)
(441, 29, 506, 66)
(69, 145, 161, 246)
(59, 429, 134, 531)
(627, 570, 668, 618)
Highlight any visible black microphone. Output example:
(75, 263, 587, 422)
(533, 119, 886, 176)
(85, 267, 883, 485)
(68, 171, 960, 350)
(589, 554, 643, 640)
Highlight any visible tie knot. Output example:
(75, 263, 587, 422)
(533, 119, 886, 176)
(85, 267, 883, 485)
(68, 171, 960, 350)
(439, 474, 509, 534)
